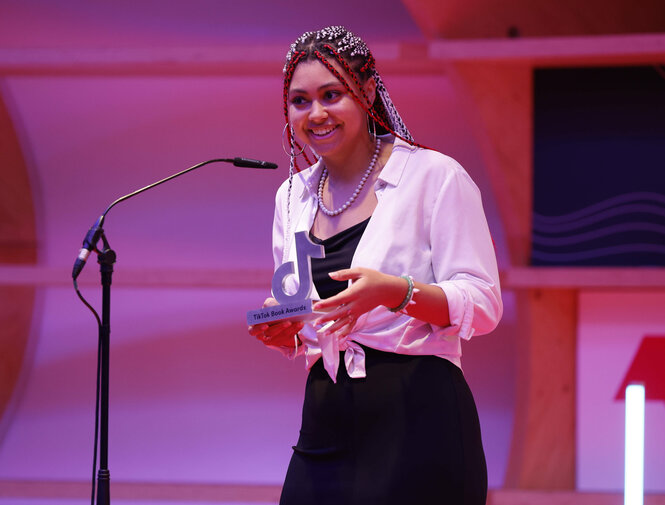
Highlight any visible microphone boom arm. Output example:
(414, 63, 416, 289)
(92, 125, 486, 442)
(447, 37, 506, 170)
(72, 157, 276, 279)
(102, 158, 260, 221)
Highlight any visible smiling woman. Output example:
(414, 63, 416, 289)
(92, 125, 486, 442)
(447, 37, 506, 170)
(247, 26, 503, 505)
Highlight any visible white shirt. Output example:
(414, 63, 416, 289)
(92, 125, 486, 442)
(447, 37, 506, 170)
(271, 137, 503, 381)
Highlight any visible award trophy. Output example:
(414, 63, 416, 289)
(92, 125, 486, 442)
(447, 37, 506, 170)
(246, 231, 324, 325)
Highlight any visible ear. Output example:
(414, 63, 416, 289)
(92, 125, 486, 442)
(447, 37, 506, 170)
(363, 77, 377, 108)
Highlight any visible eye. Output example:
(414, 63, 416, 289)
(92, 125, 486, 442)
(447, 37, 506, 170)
(323, 90, 343, 101)
(289, 95, 309, 107)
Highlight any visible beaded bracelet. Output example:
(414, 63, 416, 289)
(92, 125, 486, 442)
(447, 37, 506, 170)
(389, 275, 414, 313)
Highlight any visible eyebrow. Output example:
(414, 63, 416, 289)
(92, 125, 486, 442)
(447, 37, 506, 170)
(288, 81, 344, 95)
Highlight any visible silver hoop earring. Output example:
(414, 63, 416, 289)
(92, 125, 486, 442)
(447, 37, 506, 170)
(367, 115, 377, 143)
(282, 124, 305, 156)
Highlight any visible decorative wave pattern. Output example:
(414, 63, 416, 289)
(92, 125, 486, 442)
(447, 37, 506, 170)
(532, 192, 665, 265)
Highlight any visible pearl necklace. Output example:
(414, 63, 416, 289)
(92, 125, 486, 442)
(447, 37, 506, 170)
(317, 138, 381, 217)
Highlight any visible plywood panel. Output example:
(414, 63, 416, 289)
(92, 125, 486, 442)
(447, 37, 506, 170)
(449, 62, 577, 488)
(505, 289, 577, 488)
(402, 0, 665, 39)
(448, 62, 532, 266)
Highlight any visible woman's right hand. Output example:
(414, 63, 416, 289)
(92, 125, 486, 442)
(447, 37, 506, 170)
(248, 297, 304, 348)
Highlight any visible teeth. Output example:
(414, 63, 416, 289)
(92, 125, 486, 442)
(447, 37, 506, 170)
(311, 126, 336, 136)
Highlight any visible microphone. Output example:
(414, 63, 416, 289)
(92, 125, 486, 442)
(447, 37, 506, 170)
(72, 156, 277, 279)
(232, 157, 278, 169)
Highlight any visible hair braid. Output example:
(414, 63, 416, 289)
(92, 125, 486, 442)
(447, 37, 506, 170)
(279, 26, 429, 258)
(282, 51, 314, 172)
(282, 26, 428, 154)
(314, 47, 428, 150)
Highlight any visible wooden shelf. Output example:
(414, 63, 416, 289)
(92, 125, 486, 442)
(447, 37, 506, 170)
(502, 266, 665, 289)
(0, 265, 272, 289)
(2, 264, 664, 290)
(2, 34, 663, 76)
(489, 489, 665, 505)
(429, 33, 665, 65)
(1, 480, 664, 504)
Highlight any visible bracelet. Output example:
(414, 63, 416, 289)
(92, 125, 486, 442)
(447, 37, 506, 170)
(389, 275, 414, 313)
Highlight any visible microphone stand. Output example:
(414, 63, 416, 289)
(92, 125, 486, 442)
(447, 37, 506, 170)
(73, 157, 276, 505)
(96, 234, 115, 505)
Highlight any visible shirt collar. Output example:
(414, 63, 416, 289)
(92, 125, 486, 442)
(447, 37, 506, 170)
(296, 159, 324, 200)
(377, 136, 417, 188)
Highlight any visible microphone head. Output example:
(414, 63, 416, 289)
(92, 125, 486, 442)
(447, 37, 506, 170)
(233, 157, 278, 169)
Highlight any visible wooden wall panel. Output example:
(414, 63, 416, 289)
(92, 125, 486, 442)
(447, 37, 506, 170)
(448, 62, 532, 266)
(402, 0, 665, 39)
(505, 289, 577, 488)
(449, 61, 577, 488)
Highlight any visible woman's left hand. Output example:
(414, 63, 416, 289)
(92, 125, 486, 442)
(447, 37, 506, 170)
(312, 267, 406, 335)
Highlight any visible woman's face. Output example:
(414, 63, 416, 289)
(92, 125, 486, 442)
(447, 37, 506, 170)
(287, 58, 374, 164)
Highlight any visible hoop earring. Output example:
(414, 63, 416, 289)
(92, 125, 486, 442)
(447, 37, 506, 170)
(282, 124, 305, 157)
(367, 115, 377, 143)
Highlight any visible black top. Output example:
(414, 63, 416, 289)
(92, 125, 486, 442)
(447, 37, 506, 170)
(309, 218, 370, 299)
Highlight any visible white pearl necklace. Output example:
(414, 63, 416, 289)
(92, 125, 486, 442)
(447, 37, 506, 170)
(317, 138, 381, 217)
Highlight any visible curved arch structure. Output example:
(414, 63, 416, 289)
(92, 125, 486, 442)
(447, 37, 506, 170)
(0, 89, 37, 441)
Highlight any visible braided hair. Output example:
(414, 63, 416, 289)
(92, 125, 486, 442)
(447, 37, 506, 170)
(280, 26, 422, 262)
(282, 26, 422, 173)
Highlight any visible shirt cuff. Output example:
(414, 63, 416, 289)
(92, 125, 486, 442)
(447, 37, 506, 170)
(437, 282, 475, 340)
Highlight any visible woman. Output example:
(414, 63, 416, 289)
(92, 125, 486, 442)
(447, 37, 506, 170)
(249, 26, 502, 505)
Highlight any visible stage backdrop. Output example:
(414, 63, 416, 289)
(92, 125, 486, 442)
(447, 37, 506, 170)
(0, 72, 516, 489)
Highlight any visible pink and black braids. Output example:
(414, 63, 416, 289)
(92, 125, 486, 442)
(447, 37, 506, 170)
(282, 26, 423, 173)
(279, 26, 424, 262)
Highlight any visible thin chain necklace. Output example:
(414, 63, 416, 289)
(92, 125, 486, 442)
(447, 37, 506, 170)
(317, 138, 381, 217)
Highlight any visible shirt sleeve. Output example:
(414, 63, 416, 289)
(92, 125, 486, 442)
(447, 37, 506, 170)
(429, 159, 503, 339)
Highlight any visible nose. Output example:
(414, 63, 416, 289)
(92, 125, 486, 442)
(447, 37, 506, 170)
(308, 100, 328, 122)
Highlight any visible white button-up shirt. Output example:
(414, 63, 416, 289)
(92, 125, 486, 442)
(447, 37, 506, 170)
(271, 137, 502, 381)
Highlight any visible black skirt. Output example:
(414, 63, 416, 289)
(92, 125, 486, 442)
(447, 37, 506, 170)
(279, 346, 487, 505)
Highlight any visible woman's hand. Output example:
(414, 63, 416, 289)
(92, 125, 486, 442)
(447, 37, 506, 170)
(312, 268, 407, 335)
(248, 297, 304, 348)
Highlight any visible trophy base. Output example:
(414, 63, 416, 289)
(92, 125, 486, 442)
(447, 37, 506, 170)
(246, 299, 319, 326)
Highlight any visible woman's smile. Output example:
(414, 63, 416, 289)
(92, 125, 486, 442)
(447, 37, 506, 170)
(309, 124, 339, 139)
